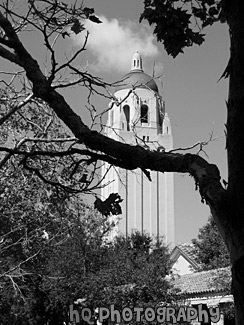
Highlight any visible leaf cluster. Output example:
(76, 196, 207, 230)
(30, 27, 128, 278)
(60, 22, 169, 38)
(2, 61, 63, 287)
(140, 0, 226, 57)
(94, 193, 123, 217)
(192, 216, 230, 270)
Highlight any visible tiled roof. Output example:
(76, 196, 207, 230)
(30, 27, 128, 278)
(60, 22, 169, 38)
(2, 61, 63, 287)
(170, 243, 200, 270)
(177, 243, 198, 262)
(174, 267, 231, 295)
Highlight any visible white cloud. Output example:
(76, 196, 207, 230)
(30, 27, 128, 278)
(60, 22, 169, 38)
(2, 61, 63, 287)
(73, 16, 159, 74)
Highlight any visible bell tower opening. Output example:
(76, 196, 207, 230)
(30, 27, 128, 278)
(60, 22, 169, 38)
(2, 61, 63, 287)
(123, 105, 130, 131)
(140, 104, 149, 124)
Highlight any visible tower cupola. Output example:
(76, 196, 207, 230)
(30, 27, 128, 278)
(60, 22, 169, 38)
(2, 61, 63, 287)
(116, 51, 158, 93)
(131, 51, 143, 71)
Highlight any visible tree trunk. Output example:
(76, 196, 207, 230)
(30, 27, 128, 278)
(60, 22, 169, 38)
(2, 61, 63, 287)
(232, 246, 244, 323)
(222, 1, 244, 323)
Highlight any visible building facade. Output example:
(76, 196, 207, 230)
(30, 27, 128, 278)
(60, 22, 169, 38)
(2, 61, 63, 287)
(171, 244, 234, 324)
(101, 52, 174, 245)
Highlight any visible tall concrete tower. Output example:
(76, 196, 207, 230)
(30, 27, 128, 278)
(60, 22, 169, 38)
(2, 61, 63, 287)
(101, 52, 174, 246)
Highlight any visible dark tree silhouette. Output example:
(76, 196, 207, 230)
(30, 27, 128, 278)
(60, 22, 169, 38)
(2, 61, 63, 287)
(192, 216, 230, 270)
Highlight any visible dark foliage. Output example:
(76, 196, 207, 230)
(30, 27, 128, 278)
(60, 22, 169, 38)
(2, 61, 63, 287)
(140, 0, 227, 57)
(192, 216, 230, 270)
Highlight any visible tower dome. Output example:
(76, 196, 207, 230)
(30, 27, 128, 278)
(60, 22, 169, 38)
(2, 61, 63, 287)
(116, 52, 158, 93)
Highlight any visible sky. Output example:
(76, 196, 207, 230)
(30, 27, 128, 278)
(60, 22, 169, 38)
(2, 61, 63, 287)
(1, 1, 229, 244)
(72, 0, 230, 244)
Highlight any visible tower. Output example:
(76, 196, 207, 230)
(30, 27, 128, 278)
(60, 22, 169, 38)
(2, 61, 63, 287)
(101, 52, 174, 246)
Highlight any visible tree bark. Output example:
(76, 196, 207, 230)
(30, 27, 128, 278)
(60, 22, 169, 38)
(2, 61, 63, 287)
(223, 0, 244, 323)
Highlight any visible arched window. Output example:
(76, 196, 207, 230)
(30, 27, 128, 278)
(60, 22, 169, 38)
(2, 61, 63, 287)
(140, 104, 149, 124)
(123, 105, 130, 131)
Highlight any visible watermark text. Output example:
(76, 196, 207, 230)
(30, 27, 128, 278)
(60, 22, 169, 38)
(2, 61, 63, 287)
(69, 304, 220, 324)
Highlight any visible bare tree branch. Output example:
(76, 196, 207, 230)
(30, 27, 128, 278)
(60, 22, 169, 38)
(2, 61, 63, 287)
(0, 92, 33, 126)
(0, 3, 226, 215)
